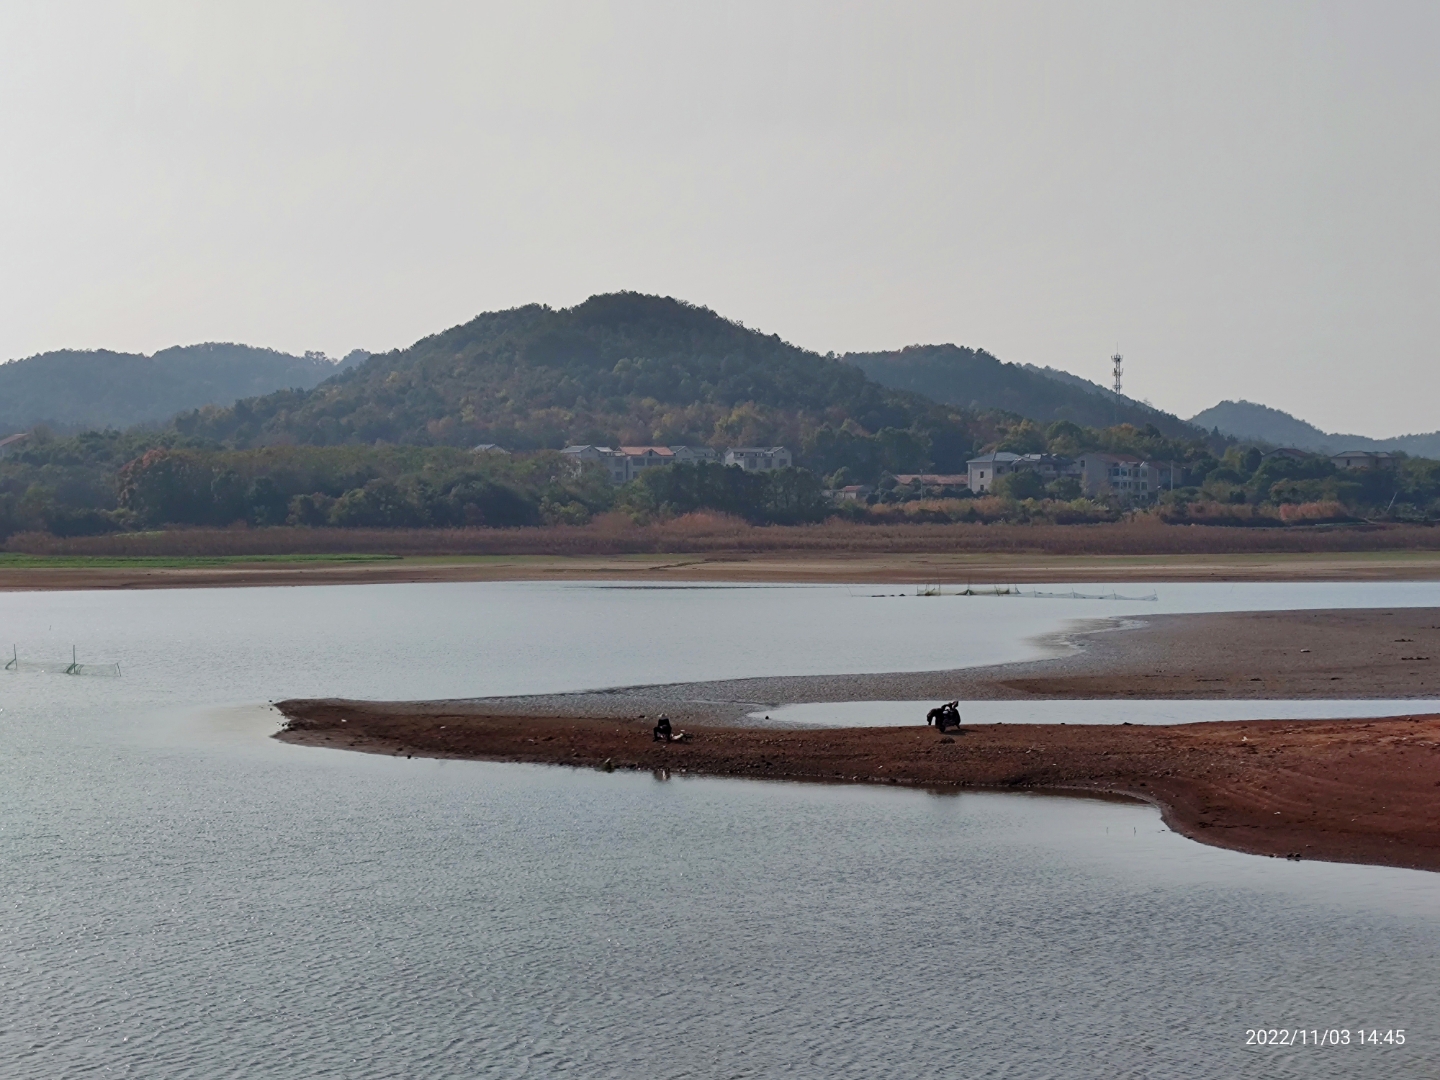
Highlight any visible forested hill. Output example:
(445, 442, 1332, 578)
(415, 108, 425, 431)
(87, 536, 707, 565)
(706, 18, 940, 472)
(0, 343, 366, 433)
(847, 344, 1202, 440)
(1188, 401, 1335, 449)
(1188, 400, 1440, 458)
(173, 293, 980, 469)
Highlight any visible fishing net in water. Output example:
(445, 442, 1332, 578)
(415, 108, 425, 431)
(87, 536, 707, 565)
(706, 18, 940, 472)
(910, 585, 1159, 601)
(4, 652, 121, 677)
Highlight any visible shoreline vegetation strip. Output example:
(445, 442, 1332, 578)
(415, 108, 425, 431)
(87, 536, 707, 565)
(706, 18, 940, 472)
(5, 550, 1440, 589)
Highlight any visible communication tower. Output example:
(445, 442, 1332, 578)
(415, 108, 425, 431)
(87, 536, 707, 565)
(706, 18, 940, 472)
(1111, 351, 1123, 424)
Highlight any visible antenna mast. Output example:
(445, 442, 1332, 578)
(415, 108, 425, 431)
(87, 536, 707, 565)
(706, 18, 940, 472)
(1111, 351, 1123, 426)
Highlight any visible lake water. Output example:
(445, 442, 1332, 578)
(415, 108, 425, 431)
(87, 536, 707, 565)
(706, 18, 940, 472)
(3, 581, 1439, 1078)
(754, 698, 1440, 727)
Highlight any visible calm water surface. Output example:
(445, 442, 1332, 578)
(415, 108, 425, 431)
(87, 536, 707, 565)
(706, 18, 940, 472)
(757, 698, 1440, 727)
(2, 581, 1438, 1078)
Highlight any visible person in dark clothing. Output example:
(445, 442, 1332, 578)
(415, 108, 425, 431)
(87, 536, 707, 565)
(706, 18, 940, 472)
(928, 701, 960, 731)
(653, 715, 673, 742)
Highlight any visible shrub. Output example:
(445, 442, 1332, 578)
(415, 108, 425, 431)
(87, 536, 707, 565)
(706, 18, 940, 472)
(991, 470, 1047, 501)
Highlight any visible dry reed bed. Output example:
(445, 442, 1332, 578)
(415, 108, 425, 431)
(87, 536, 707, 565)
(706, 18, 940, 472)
(6, 516, 1440, 559)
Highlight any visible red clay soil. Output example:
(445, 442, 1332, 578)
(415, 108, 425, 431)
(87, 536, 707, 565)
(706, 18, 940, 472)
(276, 700, 1440, 873)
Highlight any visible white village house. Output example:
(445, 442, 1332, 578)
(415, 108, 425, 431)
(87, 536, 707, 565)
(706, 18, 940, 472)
(618, 446, 676, 475)
(560, 445, 631, 484)
(965, 451, 1021, 493)
(562, 444, 765, 484)
(966, 453, 1068, 494)
(967, 449, 1176, 502)
(1072, 453, 1162, 500)
(723, 447, 793, 472)
(668, 445, 720, 465)
(1331, 450, 1398, 470)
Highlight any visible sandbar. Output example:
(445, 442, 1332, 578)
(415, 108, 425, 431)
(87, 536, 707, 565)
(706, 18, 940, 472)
(275, 701, 1440, 873)
(358, 607, 1440, 727)
(271, 606, 1440, 872)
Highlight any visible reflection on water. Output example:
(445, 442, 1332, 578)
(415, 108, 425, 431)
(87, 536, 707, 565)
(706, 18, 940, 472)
(4, 578, 1440, 705)
(2, 581, 1438, 1078)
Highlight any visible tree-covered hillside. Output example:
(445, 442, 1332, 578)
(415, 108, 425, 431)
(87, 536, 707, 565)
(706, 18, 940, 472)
(32, 292, 1440, 541)
(847, 344, 1201, 440)
(171, 294, 993, 479)
(0, 343, 367, 434)
(1188, 400, 1440, 458)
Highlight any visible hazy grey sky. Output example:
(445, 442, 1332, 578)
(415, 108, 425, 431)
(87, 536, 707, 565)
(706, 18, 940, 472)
(2, 2, 1436, 436)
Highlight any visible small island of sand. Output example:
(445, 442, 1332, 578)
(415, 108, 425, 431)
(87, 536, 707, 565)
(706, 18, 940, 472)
(274, 606, 1440, 873)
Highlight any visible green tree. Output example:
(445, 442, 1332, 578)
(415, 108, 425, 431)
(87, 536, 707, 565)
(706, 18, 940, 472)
(1044, 420, 1088, 456)
(116, 449, 216, 526)
(328, 479, 426, 527)
(763, 467, 827, 524)
(1046, 476, 1082, 500)
(992, 469, 1047, 500)
(996, 420, 1047, 454)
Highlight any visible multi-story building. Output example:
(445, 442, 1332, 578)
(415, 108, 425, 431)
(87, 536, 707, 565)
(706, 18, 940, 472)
(1074, 453, 1160, 501)
(560, 445, 630, 484)
(966, 452, 1070, 493)
(617, 446, 676, 476)
(965, 451, 1021, 493)
(1331, 450, 1398, 470)
(1013, 454, 1069, 482)
(565, 443, 792, 484)
(723, 447, 793, 472)
(668, 445, 720, 465)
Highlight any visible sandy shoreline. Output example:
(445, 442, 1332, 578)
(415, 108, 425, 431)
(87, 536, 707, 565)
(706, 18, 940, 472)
(275, 702, 1440, 873)
(7, 549, 1440, 590)
(388, 607, 1440, 727)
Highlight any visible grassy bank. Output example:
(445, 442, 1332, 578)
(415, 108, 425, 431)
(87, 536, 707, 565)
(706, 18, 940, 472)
(0, 552, 401, 569)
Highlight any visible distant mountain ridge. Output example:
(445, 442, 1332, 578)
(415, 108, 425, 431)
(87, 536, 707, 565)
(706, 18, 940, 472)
(0, 343, 368, 434)
(1188, 400, 1440, 458)
(845, 344, 1203, 440)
